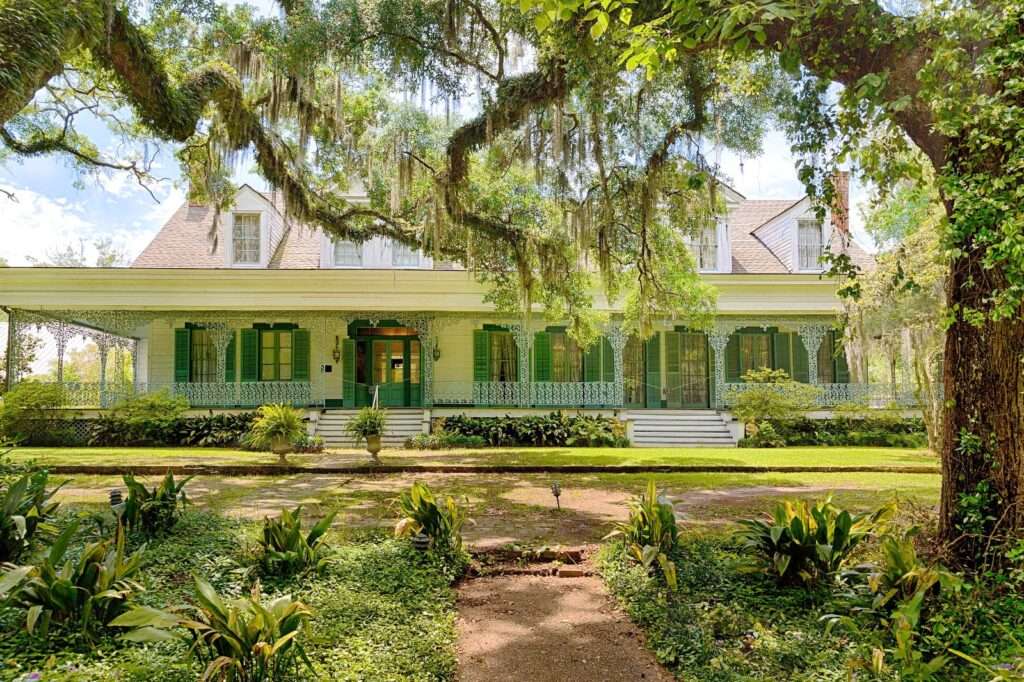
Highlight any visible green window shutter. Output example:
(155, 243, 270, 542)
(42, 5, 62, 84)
(602, 338, 614, 383)
(833, 331, 850, 383)
(293, 329, 310, 381)
(793, 335, 811, 383)
(472, 330, 490, 382)
(664, 331, 681, 408)
(724, 335, 741, 382)
(174, 328, 191, 383)
(533, 332, 551, 382)
(772, 332, 793, 379)
(342, 339, 356, 405)
(240, 329, 259, 382)
(584, 340, 601, 383)
(224, 331, 236, 383)
(645, 333, 661, 407)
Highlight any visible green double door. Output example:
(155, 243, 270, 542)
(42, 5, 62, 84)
(624, 331, 711, 409)
(354, 336, 421, 407)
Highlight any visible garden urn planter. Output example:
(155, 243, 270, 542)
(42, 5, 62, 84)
(271, 436, 294, 462)
(366, 434, 382, 458)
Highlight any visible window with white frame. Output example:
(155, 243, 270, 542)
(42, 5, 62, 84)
(391, 241, 421, 267)
(333, 240, 362, 267)
(232, 213, 261, 264)
(693, 225, 718, 271)
(797, 219, 824, 270)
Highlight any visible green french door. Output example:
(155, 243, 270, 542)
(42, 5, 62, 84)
(355, 337, 421, 407)
(666, 331, 710, 409)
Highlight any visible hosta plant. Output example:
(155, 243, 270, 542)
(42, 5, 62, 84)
(0, 521, 145, 637)
(259, 506, 337, 576)
(736, 495, 894, 584)
(394, 482, 468, 553)
(112, 576, 314, 682)
(120, 471, 193, 536)
(605, 481, 680, 590)
(1, 470, 63, 562)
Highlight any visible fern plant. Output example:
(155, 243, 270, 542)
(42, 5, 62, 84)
(259, 506, 337, 576)
(605, 481, 680, 590)
(1, 470, 63, 562)
(120, 471, 193, 536)
(112, 576, 314, 682)
(0, 521, 145, 637)
(394, 482, 468, 553)
(244, 404, 306, 462)
(736, 495, 894, 584)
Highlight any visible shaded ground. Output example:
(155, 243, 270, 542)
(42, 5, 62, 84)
(53, 470, 941, 547)
(457, 573, 672, 682)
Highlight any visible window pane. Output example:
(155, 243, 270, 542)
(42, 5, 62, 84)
(233, 214, 260, 264)
(190, 329, 218, 383)
(488, 332, 517, 382)
(818, 336, 836, 383)
(409, 341, 420, 385)
(278, 332, 291, 349)
(334, 240, 362, 266)
(392, 242, 420, 267)
(798, 219, 823, 270)
(696, 226, 717, 270)
(279, 363, 292, 381)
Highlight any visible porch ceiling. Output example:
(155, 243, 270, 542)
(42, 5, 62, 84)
(0, 267, 844, 316)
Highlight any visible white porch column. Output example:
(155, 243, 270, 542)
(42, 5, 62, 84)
(708, 328, 731, 409)
(798, 324, 829, 385)
(510, 320, 533, 407)
(208, 324, 235, 407)
(3, 308, 16, 391)
(95, 334, 111, 407)
(606, 323, 628, 408)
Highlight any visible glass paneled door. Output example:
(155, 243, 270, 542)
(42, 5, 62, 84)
(354, 327, 421, 407)
(678, 332, 709, 408)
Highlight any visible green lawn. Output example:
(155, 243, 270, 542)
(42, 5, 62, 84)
(9, 445, 939, 470)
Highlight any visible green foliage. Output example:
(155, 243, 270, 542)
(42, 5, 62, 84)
(744, 416, 928, 448)
(243, 404, 306, 452)
(0, 381, 73, 446)
(738, 421, 786, 448)
(736, 496, 894, 584)
(727, 369, 821, 428)
(112, 576, 314, 682)
(258, 506, 337, 577)
(292, 433, 325, 453)
(0, 470, 62, 562)
(404, 431, 487, 450)
(119, 471, 193, 536)
(0, 522, 145, 637)
(394, 482, 468, 554)
(89, 411, 257, 448)
(441, 412, 628, 447)
(605, 481, 680, 589)
(107, 391, 190, 445)
(343, 406, 387, 443)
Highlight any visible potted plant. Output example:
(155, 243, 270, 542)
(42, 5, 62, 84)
(244, 404, 306, 464)
(345, 406, 388, 461)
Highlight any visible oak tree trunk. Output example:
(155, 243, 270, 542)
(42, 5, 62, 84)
(939, 247, 1024, 564)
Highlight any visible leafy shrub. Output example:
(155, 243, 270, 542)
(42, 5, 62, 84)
(738, 420, 786, 448)
(112, 576, 314, 682)
(88, 411, 257, 448)
(394, 482, 468, 553)
(0, 381, 75, 446)
(404, 431, 487, 450)
(0, 470, 62, 562)
(765, 416, 928, 448)
(244, 404, 306, 458)
(441, 412, 627, 447)
(119, 471, 193, 536)
(727, 368, 821, 430)
(106, 390, 190, 445)
(259, 506, 337, 576)
(736, 496, 894, 584)
(0, 521, 145, 637)
(293, 433, 325, 453)
(605, 481, 680, 589)
(344, 406, 387, 443)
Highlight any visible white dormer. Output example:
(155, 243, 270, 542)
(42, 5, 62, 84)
(320, 235, 433, 269)
(220, 185, 284, 268)
(751, 198, 832, 273)
(795, 216, 826, 272)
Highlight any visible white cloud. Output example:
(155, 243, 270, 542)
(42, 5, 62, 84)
(0, 184, 96, 265)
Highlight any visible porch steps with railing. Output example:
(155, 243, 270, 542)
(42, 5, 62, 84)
(626, 410, 737, 447)
(315, 409, 426, 448)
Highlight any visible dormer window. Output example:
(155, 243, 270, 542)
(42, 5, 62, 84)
(233, 213, 261, 264)
(694, 226, 718, 271)
(333, 240, 362, 267)
(392, 242, 421, 267)
(798, 219, 824, 270)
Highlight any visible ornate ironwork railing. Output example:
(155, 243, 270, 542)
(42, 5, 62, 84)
(720, 382, 926, 408)
(25, 381, 316, 409)
(433, 381, 621, 408)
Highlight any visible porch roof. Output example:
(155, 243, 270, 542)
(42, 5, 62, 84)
(0, 267, 845, 316)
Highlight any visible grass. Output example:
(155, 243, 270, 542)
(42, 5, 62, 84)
(0, 511, 462, 681)
(10, 445, 940, 471)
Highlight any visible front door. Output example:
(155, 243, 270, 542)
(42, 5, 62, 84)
(678, 332, 709, 408)
(355, 334, 421, 407)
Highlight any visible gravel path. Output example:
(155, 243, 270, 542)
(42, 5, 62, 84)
(456, 573, 671, 682)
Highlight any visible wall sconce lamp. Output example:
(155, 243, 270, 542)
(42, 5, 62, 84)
(332, 336, 342, 363)
(432, 344, 441, 362)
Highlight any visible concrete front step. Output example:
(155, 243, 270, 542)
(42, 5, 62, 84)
(629, 410, 736, 447)
(315, 409, 426, 447)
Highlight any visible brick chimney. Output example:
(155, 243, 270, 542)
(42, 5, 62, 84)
(831, 171, 850, 240)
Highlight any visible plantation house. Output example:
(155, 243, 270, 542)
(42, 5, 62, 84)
(0, 175, 889, 445)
